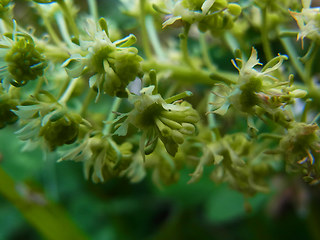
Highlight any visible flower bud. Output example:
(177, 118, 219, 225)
(40, 112, 80, 150)
(290, 89, 307, 98)
(5, 34, 47, 87)
(228, 3, 242, 16)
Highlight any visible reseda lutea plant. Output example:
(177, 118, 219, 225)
(0, 0, 320, 196)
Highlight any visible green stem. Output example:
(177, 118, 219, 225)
(57, 0, 79, 39)
(34, 5, 63, 46)
(0, 167, 88, 240)
(42, 45, 70, 62)
(279, 36, 308, 83)
(278, 30, 299, 38)
(56, 13, 73, 47)
(180, 23, 196, 69)
(142, 61, 237, 86)
(34, 76, 45, 97)
(261, 6, 273, 61)
(139, 0, 153, 59)
(80, 88, 95, 117)
(165, 91, 193, 103)
(87, 0, 98, 23)
(58, 77, 79, 105)
(146, 15, 166, 60)
(103, 97, 122, 135)
(301, 99, 312, 123)
(200, 32, 216, 71)
(207, 90, 217, 130)
(258, 133, 282, 140)
(304, 43, 319, 84)
(57, 77, 71, 99)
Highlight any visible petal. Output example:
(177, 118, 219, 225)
(201, 0, 215, 15)
(162, 16, 182, 28)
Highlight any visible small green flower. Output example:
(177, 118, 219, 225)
(114, 86, 199, 157)
(280, 122, 320, 165)
(63, 18, 143, 99)
(59, 134, 133, 183)
(157, 0, 241, 33)
(0, 33, 47, 90)
(39, 111, 82, 151)
(14, 98, 87, 151)
(290, 0, 320, 45)
(210, 48, 306, 116)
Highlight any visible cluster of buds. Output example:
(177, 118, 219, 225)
(290, 0, 320, 45)
(114, 86, 199, 157)
(0, 33, 47, 90)
(189, 131, 271, 195)
(59, 134, 133, 183)
(279, 122, 320, 184)
(63, 18, 143, 99)
(155, 0, 241, 34)
(210, 48, 307, 122)
(14, 94, 87, 151)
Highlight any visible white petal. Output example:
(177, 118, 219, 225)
(201, 0, 215, 15)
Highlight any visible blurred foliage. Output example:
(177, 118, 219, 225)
(1, 0, 320, 240)
(1, 125, 320, 240)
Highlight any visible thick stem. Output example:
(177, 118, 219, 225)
(0, 167, 88, 240)
(142, 61, 237, 86)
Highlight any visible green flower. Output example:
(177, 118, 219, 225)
(15, 99, 86, 151)
(0, 33, 47, 90)
(290, 0, 320, 45)
(39, 111, 82, 151)
(62, 18, 143, 99)
(189, 131, 270, 195)
(156, 0, 241, 33)
(280, 122, 320, 173)
(210, 48, 306, 116)
(114, 86, 199, 157)
(59, 134, 133, 183)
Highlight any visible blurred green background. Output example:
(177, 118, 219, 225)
(1, 0, 320, 239)
(1, 125, 320, 240)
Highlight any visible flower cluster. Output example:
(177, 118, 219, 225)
(210, 48, 307, 120)
(189, 130, 271, 195)
(59, 134, 133, 183)
(114, 86, 199, 157)
(0, 33, 47, 90)
(63, 19, 143, 99)
(14, 95, 86, 151)
(290, 0, 320, 44)
(280, 122, 320, 183)
(156, 0, 241, 33)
